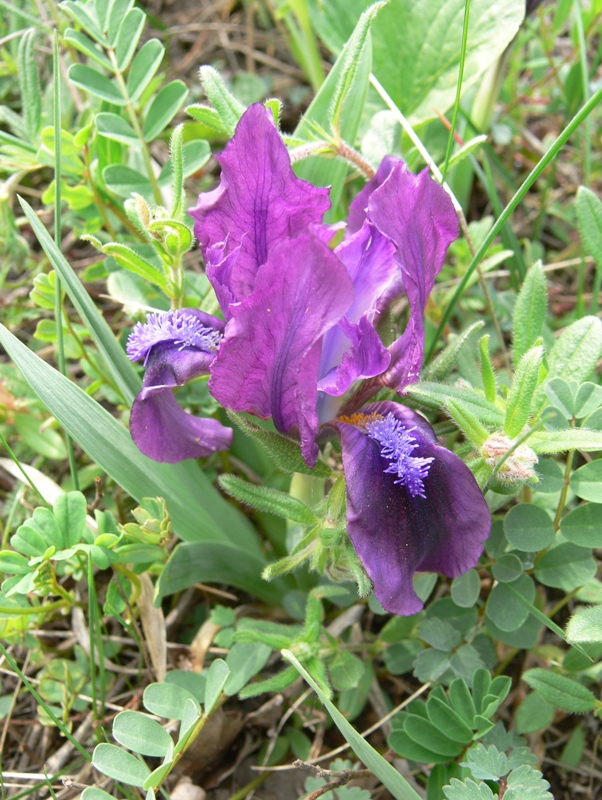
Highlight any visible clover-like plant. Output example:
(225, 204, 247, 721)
(0, 492, 173, 637)
(86, 658, 229, 798)
(388, 669, 511, 765)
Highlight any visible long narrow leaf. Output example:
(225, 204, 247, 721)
(0, 324, 260, 553)
(441, 0, 471, 181)
(156, 542, 288, 607)
(282, 650, 422, 800)
(0, 0, 48, 26)
(294, 14, 373, 216)
(18, 197, 141, 404)
(18, 29, 42, 141)
(329, 3, 384, 135)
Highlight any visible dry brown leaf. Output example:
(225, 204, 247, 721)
(190, 617, 221, 672)
(137, 572, 167, 681)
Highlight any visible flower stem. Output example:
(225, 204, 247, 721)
(287, 473, 324, 555)
(441, 0, 471, 182)
(0, 600, 69, 615)
(336, 141, 375, 179)
(289, 140, 375, 179)
(553, 448, 575, 531)
(53, 32, 80, 491)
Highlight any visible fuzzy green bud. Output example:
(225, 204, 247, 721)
(482, 432, 538, 485)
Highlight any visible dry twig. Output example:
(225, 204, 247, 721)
(294, 760, 372, 800)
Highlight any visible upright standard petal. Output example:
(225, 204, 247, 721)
(335, 402, 490, 615)
(346, 156, 405, 317)
(335, 222, 398, 329)
(209, 234, 354, 466)
(367, 162, 459, 390)
(189, 103, 330, 310)
(317, 222, 396, 402)
(127, 311, 232, 463)
(347, 155, 399, 235)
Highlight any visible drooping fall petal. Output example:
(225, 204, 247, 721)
(334, 401, 490, 615)
(318, 316, 391, 398)
(127, 311, 232, 463)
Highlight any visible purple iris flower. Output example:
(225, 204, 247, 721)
(189, 103, 489, 614)
(126, 103, 491, 614)
(126, 309, 232, 462)
(346, 155, 462, 392)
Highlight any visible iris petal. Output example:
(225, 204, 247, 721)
(131, 389, 232, 463)
(317, 222, 395, 404)
(127, 313, 232, 463)
(189, 103, 331, 311)
(335, 401, 490, 615)
(318, 316, 390, 397)
(367, 162, 459, 390)
(347, 155, 399, 235)
(334, 221, 398, 324)
(209, 233, 354, 466)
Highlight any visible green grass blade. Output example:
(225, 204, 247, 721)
(53, 32, 65, 380)
(0, 324, 260, 552)
(573, 0, 591, 317)
(503, 582, 592, 661)
(87, 554, 99, 720)
(294, 12, 373, 217)
(0, 0, 48, 27)
(18, 29, 42, 141)
(573, 0, 591, 188)
(278, 2, 325, 91)
(0, 641, 91, 761)
(18, 196, 141, 405)
(53, 32, 79, 491)
(330, 3, 385, 138)
(282, 650, 423, 800)
(467, 144, 524, 286)
(0, 431, 50, 508)
(427, 82, 602, 362)
(441, 0, 471, 182)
